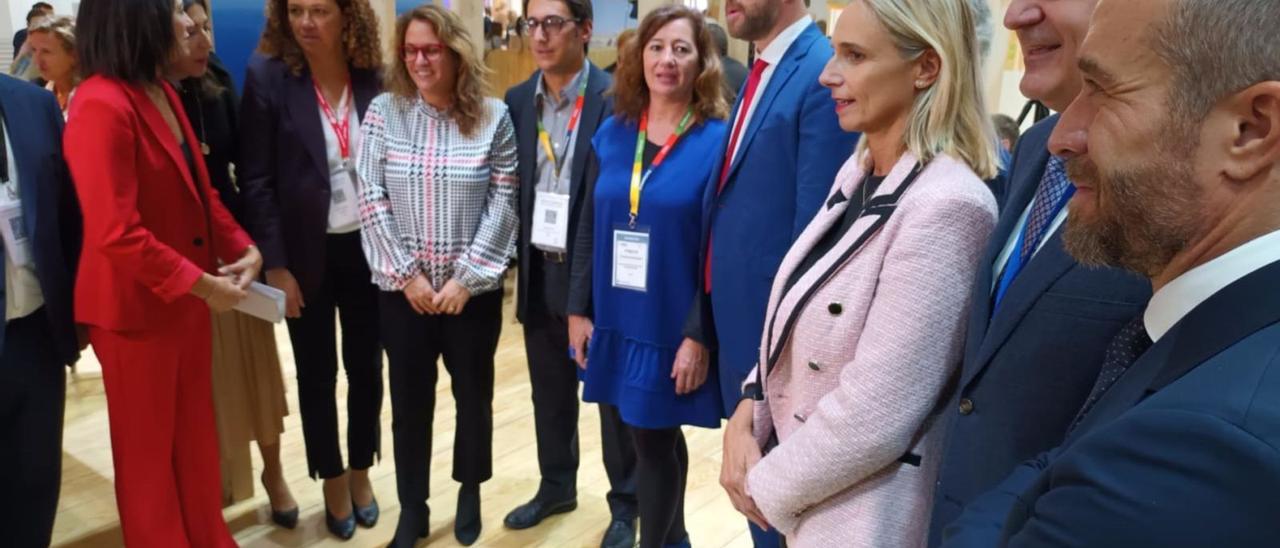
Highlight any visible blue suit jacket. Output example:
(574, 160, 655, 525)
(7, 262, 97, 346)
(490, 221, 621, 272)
(942, 258, 1280, 547)
(0, 74, 81, 365)
(237, 54, 381, 297)
(504, 64, 612, 322)
(689, 22, 859, 416)
(927, 116, 1150, 545)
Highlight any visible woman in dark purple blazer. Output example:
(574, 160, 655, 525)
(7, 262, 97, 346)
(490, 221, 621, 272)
(236, 0, 384, 539)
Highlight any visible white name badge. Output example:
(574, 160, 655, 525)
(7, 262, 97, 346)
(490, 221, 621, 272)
(530, 191, 571, 252)
(612, 226, 650, 292)
(328, 167, 361, 230)
(0, 188, 31, 267)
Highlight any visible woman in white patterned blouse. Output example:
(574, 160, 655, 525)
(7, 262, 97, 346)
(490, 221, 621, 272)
(356, 5, 518, 547)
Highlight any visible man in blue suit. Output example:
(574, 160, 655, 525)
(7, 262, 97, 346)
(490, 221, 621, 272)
(942, 0, 1280, 544)
(708, 0, 858, 546)
(925, 1, 1151, 543)
(0, 73, 81, 547)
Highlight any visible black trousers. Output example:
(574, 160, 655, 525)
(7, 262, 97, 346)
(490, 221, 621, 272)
(0, 311, 66, 548)
(523, 254, 638, 519)
(286, 232, 383, 479)
(381, 288, 502, 518)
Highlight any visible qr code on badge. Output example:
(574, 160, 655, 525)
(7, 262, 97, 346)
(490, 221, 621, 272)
(544, 210, 558, 224)
(8, 216, 24, 240)
(333, 189, 347, 202)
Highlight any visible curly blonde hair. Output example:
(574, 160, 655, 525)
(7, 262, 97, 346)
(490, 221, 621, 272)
(611, 5, 729, 124)
(386, 5, 491, 137)
(257, 0, 383, 74)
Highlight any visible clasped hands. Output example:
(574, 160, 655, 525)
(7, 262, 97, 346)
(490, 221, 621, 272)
(403, 274, 470, 315)
(192, 246, 263, 313)
(721, 399, 771, 530)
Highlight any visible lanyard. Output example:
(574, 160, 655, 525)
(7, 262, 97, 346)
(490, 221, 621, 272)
(629, 107, 694, 227)
(993, 185, 1076, 308)
(314, 79, 353, 164)
(536, 71, 590, 180)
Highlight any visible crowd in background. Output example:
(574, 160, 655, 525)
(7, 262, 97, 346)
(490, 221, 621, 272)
(4, 0, 1280, 547)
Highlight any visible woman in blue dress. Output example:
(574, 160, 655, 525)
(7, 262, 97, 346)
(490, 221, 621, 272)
(567, 5, 728, 547)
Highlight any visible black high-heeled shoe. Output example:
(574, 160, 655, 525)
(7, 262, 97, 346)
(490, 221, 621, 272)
(327, 509, 357, 541)
(260, 472, 299, 530)
(455, 483, 482, 546)
(354, 495, 380, 528)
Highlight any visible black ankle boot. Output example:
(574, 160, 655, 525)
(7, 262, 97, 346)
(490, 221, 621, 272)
(454, 483, 482, 546)
(387, 504, 429, 548)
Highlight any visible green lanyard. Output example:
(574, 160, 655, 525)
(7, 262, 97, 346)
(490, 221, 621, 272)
(629, 107, 694, 228)
(536, 71, 589, 180)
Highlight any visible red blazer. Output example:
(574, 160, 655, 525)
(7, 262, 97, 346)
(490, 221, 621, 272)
(64, 76, 253, 331)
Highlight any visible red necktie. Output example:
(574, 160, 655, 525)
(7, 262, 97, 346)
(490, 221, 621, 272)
(707, 59, 770, 292)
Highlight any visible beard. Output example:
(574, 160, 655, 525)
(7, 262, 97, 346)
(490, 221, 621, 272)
(1061, 137, 1204, 278)
(726, 0, 780, 41)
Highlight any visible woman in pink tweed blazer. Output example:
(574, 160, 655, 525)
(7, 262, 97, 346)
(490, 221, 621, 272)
(718, 1, 1000, 546)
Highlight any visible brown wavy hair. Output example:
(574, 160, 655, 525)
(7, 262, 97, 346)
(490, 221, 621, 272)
(386, 5, 491, 137)
(611, 5, 729, 123)
(257, 0, 383, 74)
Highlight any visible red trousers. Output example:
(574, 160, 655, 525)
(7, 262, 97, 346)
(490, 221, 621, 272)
(90, 299, 236, 548)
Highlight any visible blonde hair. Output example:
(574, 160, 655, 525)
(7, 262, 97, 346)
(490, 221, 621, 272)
(857, 0, 998, 179)
(386, 4, 491, 136)
(29, 15, 76, 53)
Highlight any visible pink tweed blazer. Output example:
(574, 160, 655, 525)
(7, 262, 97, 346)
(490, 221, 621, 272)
(744, 152, 997, 547)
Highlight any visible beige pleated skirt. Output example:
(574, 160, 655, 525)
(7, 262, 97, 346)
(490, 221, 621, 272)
(210, 309, 288, 449)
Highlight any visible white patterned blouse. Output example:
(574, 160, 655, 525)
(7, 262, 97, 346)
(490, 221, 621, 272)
(356, 93, 519, 294)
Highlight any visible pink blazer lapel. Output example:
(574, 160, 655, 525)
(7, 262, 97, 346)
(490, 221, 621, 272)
(761, 152, 922, 375)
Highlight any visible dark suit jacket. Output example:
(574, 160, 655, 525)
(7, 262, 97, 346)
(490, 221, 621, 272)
(237, 53, 380, 297)
(179, 53, 243, 222)
(0, 74, 79, 365)
(722, 56, 748, 103)
(690, 21, 860, 416)
(504, 63, 611, 323)
(927, 116, 1151, 546)
(942, 258, 1280, 547)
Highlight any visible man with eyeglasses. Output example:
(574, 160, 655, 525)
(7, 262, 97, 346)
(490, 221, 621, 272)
(503, 1, 639, 547)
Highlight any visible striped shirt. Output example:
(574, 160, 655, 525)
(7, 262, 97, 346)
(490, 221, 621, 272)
(357, 93, 519, 294)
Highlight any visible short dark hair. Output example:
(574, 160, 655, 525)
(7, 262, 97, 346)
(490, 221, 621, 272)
(992, 114, 1019, 148)
(525, 0, 593, 22)
(33, 2, 54, 10)
(26, 7, 46, 23)
(77, 0, 177, 84)
(708, 22, 728, 57)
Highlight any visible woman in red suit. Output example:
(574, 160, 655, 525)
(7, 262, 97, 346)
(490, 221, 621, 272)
(64, 0, 262, 545)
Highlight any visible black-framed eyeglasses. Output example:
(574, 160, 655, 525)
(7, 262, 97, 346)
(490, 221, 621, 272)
(523, 16, 579, 35)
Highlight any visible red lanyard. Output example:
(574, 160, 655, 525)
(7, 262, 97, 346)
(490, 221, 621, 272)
(314, 79, 353, 161)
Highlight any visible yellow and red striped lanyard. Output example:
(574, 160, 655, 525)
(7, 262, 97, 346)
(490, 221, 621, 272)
(314, 78, 353, 168)
(536, 71, 590, 180)
(629, 107, 694, 228)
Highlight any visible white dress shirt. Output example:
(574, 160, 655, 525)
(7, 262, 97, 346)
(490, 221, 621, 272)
(1145, 228, 1280, 342)
(726, 15, 814, 165)
(2, 121, 44, 321)
(320, 85, 362, 234)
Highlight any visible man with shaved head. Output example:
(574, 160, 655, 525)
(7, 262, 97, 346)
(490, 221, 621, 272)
(941, 0, 1280, 544)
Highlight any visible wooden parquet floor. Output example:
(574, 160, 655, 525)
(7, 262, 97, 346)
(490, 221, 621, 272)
(51, 285, 753, 548)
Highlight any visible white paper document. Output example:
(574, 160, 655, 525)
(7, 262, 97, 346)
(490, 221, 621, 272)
(235, 282, 287, 323)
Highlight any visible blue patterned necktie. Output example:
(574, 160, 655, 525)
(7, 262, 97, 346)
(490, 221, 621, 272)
(1068, 314, 1153, 433)
(1019, 155, 1073, 263)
